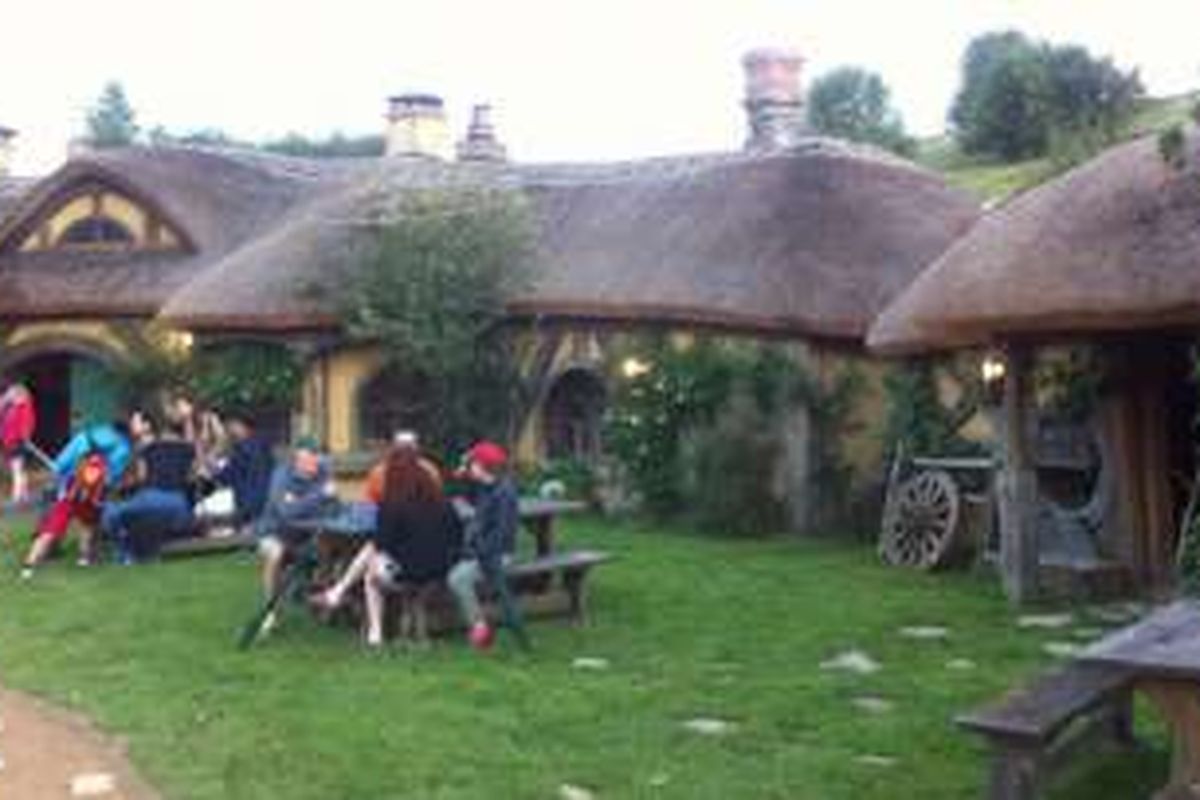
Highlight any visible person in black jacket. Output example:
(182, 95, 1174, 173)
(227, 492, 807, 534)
(212, 411, 275, 531)
(446, 441, 527, 651)
(314, 440, 460, 647)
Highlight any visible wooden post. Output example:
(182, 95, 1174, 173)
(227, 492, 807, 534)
(1000, 344, 1039, 605)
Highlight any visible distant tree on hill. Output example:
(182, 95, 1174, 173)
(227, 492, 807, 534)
(144, 127, 384, 159)
(86, 82, 139, 148)
(261, 132, 384, 158)
(950, 30, 1142, 162)
(807, 67, 915, 156)
(148, 126, 244, 148)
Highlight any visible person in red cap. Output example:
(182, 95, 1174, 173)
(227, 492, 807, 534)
(446, 440, 528, 650)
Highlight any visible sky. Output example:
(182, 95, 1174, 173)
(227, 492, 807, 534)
(2, 0, 1198, 175)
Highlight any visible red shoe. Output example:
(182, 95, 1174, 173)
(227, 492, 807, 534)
(468, 622, 494, 651)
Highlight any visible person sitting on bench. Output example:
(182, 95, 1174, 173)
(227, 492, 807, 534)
(255, 436, 336, 634)
(362, 430, 441, 504)
(446, 441, 527, 651)
(211, 410, 275, 534)
(100, 414, 197, 563)
(21, 411, 142, 577)
(314, 437, 461, 647)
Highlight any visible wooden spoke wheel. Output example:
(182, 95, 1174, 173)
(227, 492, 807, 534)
(880, 469, 961, 569)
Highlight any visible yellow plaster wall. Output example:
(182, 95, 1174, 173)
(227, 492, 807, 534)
(43, 196, 96, 243)
(98, 192, 150, 243)
(301, 347, 385, 454)
(17, 189, 184, 251)
(4, 321, 133, 360)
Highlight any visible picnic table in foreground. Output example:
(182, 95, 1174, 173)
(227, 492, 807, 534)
(163, 497, 587, 558)
(1078, 600, 1200, 800)
(236, 497, 607, 647)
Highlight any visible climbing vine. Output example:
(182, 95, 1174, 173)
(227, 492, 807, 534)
(1176, 345, 1200, 595)
(604, 335, 864, 534)
(881, 357, 983, 459)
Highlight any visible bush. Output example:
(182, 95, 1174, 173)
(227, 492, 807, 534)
(521, 457, 599, 503)
(341, 187, 534, 454)
(605, 337, 863, 535)
(683, 396, 784, 536)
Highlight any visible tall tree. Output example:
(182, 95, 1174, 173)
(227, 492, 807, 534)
(86, 82, 139, 148)
(950, 31, 1142, 162)
(341, 187, 534, 454)
(807, 67, 914, 156)
(950, 31, 1051, 160)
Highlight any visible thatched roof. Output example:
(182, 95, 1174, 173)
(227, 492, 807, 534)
(0, 141, 979, 340)
(869, 129, 1200, 355)
(0, 147, 347, 321)
(162, 141, 978, 339)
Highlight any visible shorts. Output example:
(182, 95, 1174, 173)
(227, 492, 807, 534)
(373, 552, 403, 590)
(257, 535, 287, 560)
(38, 496, 103, 543)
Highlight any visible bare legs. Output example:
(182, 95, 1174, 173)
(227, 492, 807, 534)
(321, 543, 376, 607)
(258, 536, 286, 630)
(317, 543, 389, 646)
(8, 456, 27, 504)
(363, 556, 389, 646)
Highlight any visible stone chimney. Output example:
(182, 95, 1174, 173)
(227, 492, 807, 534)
(742, 48, 808, 152)
(384, 94, 450, 159)
(0, 127, 15, 176)
(457, 104, 507, 162)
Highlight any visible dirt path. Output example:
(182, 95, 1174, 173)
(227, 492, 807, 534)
(0, 688, 160, 799)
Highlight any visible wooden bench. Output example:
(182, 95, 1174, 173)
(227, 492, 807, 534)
(378, 549, 613, 640)
(956, 663, 1136, 800)
(160, 530, 255, 558)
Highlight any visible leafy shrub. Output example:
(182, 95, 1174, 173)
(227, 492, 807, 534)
(684, 396, 784, 536)
(605, 336, 863, 534)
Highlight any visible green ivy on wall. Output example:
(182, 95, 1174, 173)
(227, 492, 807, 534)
(189, 342, 303, 412)
(604, 335, 864, 535)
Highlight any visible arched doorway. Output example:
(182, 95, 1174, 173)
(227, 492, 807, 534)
(542, 368, 607, 460)
(5, 350, 120, 453)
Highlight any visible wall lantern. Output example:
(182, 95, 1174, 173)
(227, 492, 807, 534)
(164, 330, 194, 357)
(981, 353, 1007, 384)
(621, 356, 652, 379)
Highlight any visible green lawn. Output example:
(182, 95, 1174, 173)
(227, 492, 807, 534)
(0, 517, 1170, 799)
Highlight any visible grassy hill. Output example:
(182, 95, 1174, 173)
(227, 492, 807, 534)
(917, 92, 1200, 204)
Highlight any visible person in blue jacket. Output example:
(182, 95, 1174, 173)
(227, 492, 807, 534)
(21, 411, 143, 577)
(254, 435, 337, 633)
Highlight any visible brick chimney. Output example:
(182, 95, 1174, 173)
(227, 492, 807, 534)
(384, 94, 450, 159)
(0, 127, 15, 176)
(457, 104, 507, 162)
(742, 48, 808, 152)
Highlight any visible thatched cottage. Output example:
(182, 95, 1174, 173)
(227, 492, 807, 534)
(0, 51, 979, 528)
(870, 126, 1200, 597)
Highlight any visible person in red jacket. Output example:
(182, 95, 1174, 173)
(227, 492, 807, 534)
(0, 383, 36, 504)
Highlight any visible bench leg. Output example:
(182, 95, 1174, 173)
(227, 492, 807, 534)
(988, 747, 1042, 800)
(562, 568, 590, 625)
(412, 585, 435, 646)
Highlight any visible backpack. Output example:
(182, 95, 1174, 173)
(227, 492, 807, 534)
(68, 432, 109, 505)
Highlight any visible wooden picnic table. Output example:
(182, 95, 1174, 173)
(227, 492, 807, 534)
(292, 497, 586, 555)
(1078, 600, 1200, 799)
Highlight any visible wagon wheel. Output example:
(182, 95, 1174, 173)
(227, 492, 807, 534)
(880, 469, 961, 569)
